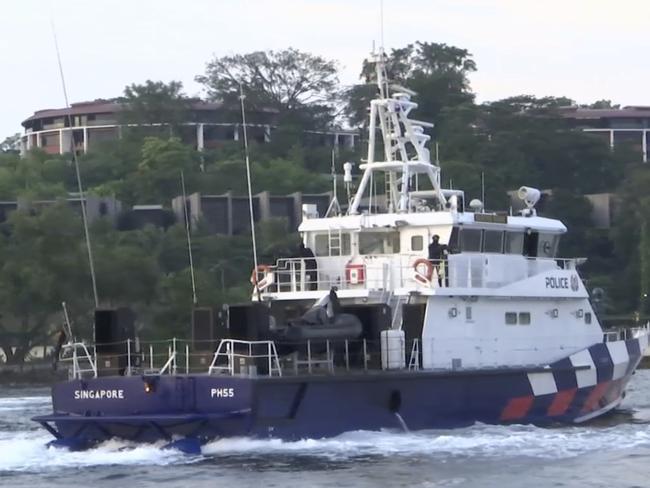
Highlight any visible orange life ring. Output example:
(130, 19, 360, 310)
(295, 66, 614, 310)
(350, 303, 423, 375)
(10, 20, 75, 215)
(413, 258, 434, 284)
(250, 264, 272, 286)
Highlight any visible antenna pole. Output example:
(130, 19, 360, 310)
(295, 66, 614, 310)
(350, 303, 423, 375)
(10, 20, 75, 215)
(331, 148, 337, 201)
(61, 302, 73, 341)
(50, 17, 99, 309)
(239, 84, 260, 297)
(380, 0, 385, 50)
(181, 170, 197, 304)
(481, 172, 486, 210)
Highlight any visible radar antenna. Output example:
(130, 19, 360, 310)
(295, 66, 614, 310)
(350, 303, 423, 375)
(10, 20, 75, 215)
(348, 49, 446, 215)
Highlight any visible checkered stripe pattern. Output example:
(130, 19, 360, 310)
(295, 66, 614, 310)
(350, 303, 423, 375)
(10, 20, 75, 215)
(500, 333, 648, 422)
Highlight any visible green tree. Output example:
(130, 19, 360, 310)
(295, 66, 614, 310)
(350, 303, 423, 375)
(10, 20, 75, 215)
(0, 205, 90, 363)
(346, 42, 476, 129)
(0, 133, 21, 154)
(196, 48, 340, 128)
(119, 80, 193, 138)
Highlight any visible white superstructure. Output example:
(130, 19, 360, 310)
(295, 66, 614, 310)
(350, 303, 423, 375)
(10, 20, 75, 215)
(252, 50, 602, 371)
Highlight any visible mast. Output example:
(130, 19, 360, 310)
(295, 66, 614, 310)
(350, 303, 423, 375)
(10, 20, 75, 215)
(51, 17, 99, 309)
(348, 50, 446, 215)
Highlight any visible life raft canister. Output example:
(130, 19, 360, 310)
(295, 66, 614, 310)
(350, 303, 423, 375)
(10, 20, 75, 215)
(413, 258, 434, 284)
(345, 261, 365, 285)
(250, 264, 273, 290)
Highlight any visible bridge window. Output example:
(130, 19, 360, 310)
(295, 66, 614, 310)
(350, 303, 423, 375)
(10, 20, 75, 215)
(505, 232, 524, 254)
(460, 229, 482, 252)
(411, 235, 423, 251)
(483, 230, 504, 253)
(359, 231, 400, 255)
(314, 233, 351, 256)
(585, 312, 592, 324)
(505, 312, 517, 325)
(519, 312, 531, 325)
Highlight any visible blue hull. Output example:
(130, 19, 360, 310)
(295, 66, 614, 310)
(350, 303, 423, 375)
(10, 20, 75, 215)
(33, 337, 645, 445)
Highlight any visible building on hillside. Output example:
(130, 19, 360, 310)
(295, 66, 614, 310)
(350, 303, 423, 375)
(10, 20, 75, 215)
(0, 195, 122, 225)
(20, 99, 359, 156)
(560, 106, 650, 163)
(171, 191, 333, 236)
(117, 205, 175, 231)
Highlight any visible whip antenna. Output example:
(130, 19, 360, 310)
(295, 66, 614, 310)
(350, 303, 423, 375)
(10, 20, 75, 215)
(50, 17, 99, 308)
(181, 170, 197, 304)
(239, 84, 260, 297)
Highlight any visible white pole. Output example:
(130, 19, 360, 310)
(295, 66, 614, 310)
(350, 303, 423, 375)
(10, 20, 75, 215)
(181, 170, 197, 304)
(239, 84, 260, 294)
(50, 17, 99, 310)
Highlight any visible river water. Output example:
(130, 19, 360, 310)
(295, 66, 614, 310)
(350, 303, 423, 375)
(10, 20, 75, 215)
(2, 372, 650, 488)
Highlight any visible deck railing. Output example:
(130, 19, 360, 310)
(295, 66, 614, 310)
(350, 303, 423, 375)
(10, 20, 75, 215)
(256, 256, 584, 294)
(59, 326, 648, 380)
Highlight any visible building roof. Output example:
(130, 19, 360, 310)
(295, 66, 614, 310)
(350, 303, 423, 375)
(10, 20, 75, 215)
(21, 99, 275, 127)
(559, 106, 650, 120)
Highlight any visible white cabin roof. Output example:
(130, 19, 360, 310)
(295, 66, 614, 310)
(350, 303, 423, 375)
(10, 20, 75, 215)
(299, 210, 566, 233)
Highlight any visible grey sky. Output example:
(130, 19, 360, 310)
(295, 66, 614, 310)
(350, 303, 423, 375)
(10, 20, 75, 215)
(2, 0, 649, 139)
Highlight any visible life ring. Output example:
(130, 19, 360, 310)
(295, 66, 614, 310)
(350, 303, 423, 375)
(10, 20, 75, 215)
(250, 265, 273, 290)
(413, 258, 434, 284)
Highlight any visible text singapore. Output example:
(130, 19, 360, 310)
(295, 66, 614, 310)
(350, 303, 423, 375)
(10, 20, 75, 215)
(74, 389, 125, 400)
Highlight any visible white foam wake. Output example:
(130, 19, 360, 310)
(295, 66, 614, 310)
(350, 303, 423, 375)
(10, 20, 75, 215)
(2, 423, 650, 472)
(201, 423, 650, 460)
(0, 396, 51, 412)
(0, 433, 197, 472)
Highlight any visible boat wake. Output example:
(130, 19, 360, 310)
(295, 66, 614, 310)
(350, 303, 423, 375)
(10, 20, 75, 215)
(4, 393, 650, 473)
(3, 421, 650, 472)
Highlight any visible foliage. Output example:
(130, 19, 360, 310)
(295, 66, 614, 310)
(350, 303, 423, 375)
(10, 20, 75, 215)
(1, 133, 21, 154)
(0, 205, 90, 363)
(346, 42, 476, 129)
(196, 48, 340, 128)
(119, 80, 193, 138)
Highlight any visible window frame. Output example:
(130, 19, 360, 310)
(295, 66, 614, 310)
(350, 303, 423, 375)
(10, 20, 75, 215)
(483, 230, 505, 253)
(505, 232, 525, 255)
(313, 232, 351, 257)
(460, 228, 483, 253)
(358, 231, 401, 255)
(411, 235, 424, 252)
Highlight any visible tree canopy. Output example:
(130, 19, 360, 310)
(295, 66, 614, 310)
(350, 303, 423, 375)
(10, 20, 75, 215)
(196, 48, 340, 128)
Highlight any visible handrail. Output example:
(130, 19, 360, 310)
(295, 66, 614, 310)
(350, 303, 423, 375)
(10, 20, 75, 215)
(57, 325, 649, 380)
(208, 339, 282, 377)
(257, 255, 584, 294)
(159, 352, 177, 375)
(63, 341, 97, 379)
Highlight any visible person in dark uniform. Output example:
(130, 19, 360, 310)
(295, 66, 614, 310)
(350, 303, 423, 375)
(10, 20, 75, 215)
(428, 235, 448, 286)
(299, 242, 318, 290)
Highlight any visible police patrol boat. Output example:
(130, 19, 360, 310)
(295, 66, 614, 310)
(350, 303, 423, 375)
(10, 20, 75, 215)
(33, 50, 649, 453)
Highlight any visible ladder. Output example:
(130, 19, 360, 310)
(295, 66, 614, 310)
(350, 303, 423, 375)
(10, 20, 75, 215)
(385, 293, 405, 329)
(408, 339, 420, 370)
(328, 227, 342, 256)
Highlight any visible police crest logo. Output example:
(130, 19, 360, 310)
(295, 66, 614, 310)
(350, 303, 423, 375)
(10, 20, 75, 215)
(570, 275, 579, 292)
